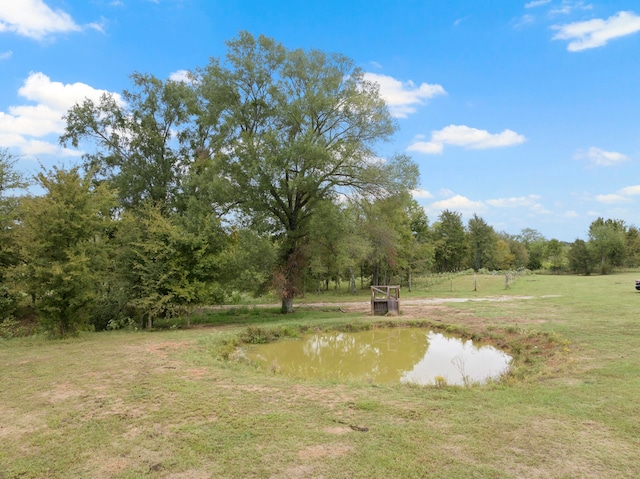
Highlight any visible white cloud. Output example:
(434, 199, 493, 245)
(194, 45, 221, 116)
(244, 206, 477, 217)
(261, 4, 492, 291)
(429, 195, 487, 215)
(549, 1, 593, 16)
(619, 185, 640, 196)
(525, 0, 551, 8)
(574, 147, 629, 166)
(19, 72, 124, 113)
(21, 139, 83, 157)
(86, 19, 106, 34)
(594, 185, 640, 205)
(0, 50, 12, 60)
(169, 70, 191, 82)
(411, 188, 434, 199)
(0, 72, 123, 157)
(363, 72, 446, 118)
(595, 193, 630, 204)
(421, 191, 554, 227)
(407, 140, 444, 154)
(408, 124, 526, 154)
(529, 203, 552, 215)
(486, 195, 542, 208)
(0, 0, 83, 40)
(486, 195, 551, 215)
(453, 17, 467, 27)
(564, 210, 578, 218)
(438, 188, 455, 198)
(513, 14, 536, 29)
(552, 11, 640, 51)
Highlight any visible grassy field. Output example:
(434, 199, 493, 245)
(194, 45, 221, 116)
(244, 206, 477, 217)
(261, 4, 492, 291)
(2, 272, 640, 478)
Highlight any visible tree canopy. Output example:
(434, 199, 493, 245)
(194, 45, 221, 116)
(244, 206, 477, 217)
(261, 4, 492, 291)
(61, 73, 196, 212)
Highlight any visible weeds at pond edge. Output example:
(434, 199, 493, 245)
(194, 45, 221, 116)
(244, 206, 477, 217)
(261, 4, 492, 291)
(204, 319, 570, 385)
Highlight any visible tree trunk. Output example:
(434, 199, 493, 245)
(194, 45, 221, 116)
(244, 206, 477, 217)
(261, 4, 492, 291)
(281, 297, 294, 314)
(349, 267, 357, 294)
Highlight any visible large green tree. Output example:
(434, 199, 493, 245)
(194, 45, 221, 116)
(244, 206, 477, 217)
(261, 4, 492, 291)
(61, 73, 196, 212)
(194, 32, 417, 312)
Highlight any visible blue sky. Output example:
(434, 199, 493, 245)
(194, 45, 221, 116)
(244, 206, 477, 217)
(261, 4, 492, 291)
(1, 0, 639, 242)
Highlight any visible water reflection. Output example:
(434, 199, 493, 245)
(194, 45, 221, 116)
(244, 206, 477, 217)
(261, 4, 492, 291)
(245, 328, 511, 386)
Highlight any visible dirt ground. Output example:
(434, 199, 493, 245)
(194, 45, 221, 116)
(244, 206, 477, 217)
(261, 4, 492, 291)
(293, 295, 560, 326)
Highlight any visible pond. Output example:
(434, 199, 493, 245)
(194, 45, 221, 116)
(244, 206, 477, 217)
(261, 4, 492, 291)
(244, 328, 512, 386)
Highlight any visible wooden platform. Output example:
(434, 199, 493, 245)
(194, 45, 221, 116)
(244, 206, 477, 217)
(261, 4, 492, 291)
(370, 285, 400, 316)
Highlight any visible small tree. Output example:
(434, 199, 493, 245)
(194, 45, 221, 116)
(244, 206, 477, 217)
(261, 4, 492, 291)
(588, 218, 626, 274)
(115, 203, 228, 329)
(545, 239, 567, 273)
(518, 228, 546, 270)
(467, 214, 497, 271)
(568, 239, 594, 275)
(492, 239, 515, 270)
(404, 200, 433, 291)
(0, 150, 27, 319)
(17, 166, 116, 336)
(624, 226, 640, 268)
(433, 210, 468, 272)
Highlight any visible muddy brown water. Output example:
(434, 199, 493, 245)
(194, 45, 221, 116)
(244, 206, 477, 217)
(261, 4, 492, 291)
(244, 328, 512, 386)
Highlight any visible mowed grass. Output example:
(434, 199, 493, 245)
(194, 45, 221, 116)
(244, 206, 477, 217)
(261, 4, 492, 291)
(2, 272, 640, 478)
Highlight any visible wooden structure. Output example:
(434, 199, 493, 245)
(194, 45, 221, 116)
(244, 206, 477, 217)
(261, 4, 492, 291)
(370, 285, 400, 316)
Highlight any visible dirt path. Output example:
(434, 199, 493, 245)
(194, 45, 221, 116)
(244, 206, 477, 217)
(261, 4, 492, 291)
(298, 294, 561, 310)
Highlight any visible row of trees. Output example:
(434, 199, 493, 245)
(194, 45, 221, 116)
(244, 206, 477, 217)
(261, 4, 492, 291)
(0, 33, 638, 335)
(429, 211, 640, 275)
(4, 143, 637, 337)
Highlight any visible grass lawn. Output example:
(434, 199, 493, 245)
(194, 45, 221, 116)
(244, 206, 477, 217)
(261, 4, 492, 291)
(1, 272, 640, 478)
